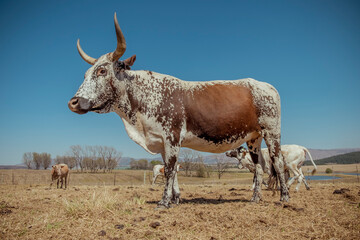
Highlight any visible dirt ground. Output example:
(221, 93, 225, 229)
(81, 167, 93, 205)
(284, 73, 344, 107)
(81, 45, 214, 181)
(0, 178, 359, 239)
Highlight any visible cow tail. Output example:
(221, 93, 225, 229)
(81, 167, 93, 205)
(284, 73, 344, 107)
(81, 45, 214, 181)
(68, 171, 70, 187)
(304, 147, 317, 175)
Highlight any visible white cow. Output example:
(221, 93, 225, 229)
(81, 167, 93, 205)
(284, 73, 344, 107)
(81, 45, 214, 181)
(226, 145, 317, 192)
(152, 164, 181, 185)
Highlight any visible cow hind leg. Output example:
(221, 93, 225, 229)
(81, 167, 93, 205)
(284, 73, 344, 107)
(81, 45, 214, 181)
(299, 168, 310, 190)
(263, 133, 289, 202)
(295, 174, 303, 192)
(157, 145, 180, 209)
(247, 136, 263, 203)
(152, 174, 158, 185)
(172, 171, 181, 204)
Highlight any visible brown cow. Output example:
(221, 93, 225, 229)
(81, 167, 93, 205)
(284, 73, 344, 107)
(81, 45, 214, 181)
(68, 13, 289, 208)
(50, 164, 69, 189)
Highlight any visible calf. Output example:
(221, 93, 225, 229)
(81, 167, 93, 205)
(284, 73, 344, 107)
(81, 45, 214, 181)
(152, 164, 181, 185)
(227, 144, 317, 192)
(50, 164, 69, 189)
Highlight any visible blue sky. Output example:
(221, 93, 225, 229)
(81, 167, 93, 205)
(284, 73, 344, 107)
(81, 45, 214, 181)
(0, 0, 359, 165)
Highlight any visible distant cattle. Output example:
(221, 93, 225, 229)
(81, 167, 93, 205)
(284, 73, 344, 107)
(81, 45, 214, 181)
(226, 144, 317, 192)
(50, 164, 69, 189)
(152, 164, 181, 185)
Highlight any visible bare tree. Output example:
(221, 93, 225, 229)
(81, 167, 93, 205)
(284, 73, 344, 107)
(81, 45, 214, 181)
(70, 145, 85, 172)
(84, 145, 99, 172)
(104, 147, 122, 172)
(97, 146, 107, 172)
(66, 156, 77, 169)
(214, 154, 230, 179)
(180, 149, 197, 176)
(32, 152, 42, 170)
(41, 153, 51, 169)
(23, 152, 33, 169)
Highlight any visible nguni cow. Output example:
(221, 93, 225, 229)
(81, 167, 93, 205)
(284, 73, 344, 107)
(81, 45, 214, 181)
(68, 13, 289, 208)
(226, 144, 317, 192)
(50, 164, 69, 189)
(152, 164, 181, 185)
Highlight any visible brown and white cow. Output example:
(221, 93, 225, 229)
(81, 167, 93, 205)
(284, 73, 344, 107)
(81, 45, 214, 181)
(68, 13, 289, 208)
(50, 164, 69, 189)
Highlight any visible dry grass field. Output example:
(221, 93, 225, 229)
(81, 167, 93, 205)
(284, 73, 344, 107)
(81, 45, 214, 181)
(0, 165, 360, 239)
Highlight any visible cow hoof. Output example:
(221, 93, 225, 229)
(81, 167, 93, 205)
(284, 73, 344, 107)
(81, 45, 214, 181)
(250, 192, 262, 203)
(155, 204, 172, 210)
(171, 195, 181, 205)
(280, 193, 290, 202)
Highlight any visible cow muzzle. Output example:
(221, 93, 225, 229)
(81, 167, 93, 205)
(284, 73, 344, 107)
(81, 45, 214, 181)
(68, 97, 93, 114)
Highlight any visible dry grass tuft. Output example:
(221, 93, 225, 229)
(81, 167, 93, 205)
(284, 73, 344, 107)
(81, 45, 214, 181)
(63, 187, 121, 218)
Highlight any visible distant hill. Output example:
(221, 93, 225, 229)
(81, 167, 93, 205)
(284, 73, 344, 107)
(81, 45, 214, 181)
(306, 148, 360, 160)
(0, 164, 27, 169)
(304, 151, 360, 165)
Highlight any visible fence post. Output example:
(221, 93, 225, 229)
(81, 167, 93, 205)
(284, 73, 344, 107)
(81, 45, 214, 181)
(144, 171, 146, 185)
(113, 173, 116, 186)
(356, 166, 359, 183)
(12, 171, 15, 185)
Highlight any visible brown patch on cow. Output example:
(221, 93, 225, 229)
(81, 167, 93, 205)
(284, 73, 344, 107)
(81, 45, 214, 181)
(160, 167, 165, 174)
(184, 84, 260, 144)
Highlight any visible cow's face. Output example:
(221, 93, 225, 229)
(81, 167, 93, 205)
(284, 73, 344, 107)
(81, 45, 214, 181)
(68, 13, 135, 115)
(68, 54, 136, 114)
(226, 147, 247, 169)
(52, 165, 62, 176)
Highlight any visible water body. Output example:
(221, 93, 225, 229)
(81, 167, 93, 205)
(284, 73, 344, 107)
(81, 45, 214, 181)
(305, 175, 341, 181)
(336, 173, 359, 176)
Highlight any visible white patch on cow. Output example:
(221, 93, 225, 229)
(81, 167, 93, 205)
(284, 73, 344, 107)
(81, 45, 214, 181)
(118, 111, 165, 155)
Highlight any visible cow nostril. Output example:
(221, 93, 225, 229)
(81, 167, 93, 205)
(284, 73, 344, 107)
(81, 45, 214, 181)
(70, 98, 78, 106)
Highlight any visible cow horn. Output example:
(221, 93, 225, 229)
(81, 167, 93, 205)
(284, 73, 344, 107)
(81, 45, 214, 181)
(110, 12, 126, 62)
(77, 39, 97, 65)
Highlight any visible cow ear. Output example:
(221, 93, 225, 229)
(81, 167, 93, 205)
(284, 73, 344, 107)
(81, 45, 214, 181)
(52, 165, 55, 168)
(124, 55, 136, 66)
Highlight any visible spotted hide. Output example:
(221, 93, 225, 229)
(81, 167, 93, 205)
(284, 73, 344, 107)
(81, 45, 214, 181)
(68, 13, 289, 208)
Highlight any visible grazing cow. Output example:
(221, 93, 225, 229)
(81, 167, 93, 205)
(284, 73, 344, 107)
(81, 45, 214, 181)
(226, 148, 271, 190)
(152, 164, 181, 185)
(50, 164, 69, 189)
(68, 13, 289, 207)
(226, 144, 317, 191)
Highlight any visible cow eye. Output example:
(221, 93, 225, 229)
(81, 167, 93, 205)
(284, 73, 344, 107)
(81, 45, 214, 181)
(97, 68, 107, 76)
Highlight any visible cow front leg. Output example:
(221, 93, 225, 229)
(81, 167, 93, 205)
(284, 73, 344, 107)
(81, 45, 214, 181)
(247, 136, 263, 203)
(157, 145, 180, 209)
(57, 179, 60, 189)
